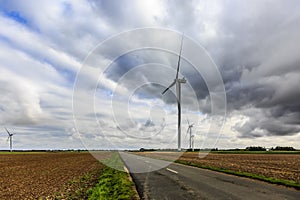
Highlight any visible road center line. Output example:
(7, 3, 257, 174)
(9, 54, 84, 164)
(166, 168, 178, 174)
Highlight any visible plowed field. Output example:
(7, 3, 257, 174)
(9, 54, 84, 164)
(138, 152, 300, 183)
(0, 152, 105, 200)
(180, 153, 300, 182)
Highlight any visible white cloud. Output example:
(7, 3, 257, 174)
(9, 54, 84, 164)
(0, 68, 42, 125)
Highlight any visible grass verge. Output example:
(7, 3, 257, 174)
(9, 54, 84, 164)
(175, 160, 300, 190)
(87, 152, 137, 200)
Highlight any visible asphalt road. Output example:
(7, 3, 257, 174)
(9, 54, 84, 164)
(119, 152, 300, 200)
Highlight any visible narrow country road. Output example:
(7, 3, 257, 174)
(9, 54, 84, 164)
(119, 152, 300, 200)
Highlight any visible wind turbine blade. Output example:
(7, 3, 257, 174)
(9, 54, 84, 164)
(7, 136, 9, 142)
(175, 33, 184, 79)
(162, 80, 176, 94)
(186, 127, 190, 136)
(5, 127, 10, 136)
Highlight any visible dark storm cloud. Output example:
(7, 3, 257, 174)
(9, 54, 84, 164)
(210, 0, 300, 138)
(156, 0, 300, 138)
(93, 0, 300, 139)
(104, 48, 209, 104)
(235, 114, 300, 138)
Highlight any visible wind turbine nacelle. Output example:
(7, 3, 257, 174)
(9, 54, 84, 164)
(178, 78, 186, 83)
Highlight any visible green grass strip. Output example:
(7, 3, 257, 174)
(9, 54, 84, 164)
(87, 152, 136, 200)
(175, 160, 300, 190)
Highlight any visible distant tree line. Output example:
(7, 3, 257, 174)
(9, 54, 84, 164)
(136, 146, 297, 152)
(139, 148, 157, 152)
(246, 146, 266, 151)
(271, 146, 296, 151)
(245, 146, 296, 151)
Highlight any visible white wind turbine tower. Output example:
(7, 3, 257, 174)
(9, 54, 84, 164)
(5, 128, 14, 152)
(162, 35, 186, 151)
(186, 119, 194, 151)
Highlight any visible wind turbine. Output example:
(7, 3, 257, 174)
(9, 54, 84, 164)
(5, 128, 14, 152)
(162, 34, 186, 151)
(186, 119, 194, 151)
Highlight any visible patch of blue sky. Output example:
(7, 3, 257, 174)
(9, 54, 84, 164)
(129, 100, 150, 108)
(0, 8, 41, 33)
(1, 10, 27, 24)
(163, 105, 177, 112)
(42, 58, 77, 86)
(62, 1, 73, 16)
(0, 34, 12, 44)
(58, 68, 77, 86)
(95, 86, 113, 98)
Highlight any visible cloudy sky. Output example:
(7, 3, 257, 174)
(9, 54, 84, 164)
(0, 0, 300, 150)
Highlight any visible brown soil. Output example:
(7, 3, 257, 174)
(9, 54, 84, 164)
(0, 152, 106, 200)
(139, 152, 300, 183)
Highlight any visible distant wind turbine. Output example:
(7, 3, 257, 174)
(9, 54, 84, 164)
(186, 119, 194, 151)
(5, 128, 14, 152)
(162, 34, 186, 151)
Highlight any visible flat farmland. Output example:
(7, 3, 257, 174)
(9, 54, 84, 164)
(0, 152, 107, 200)
(138, 152, 300, 183)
